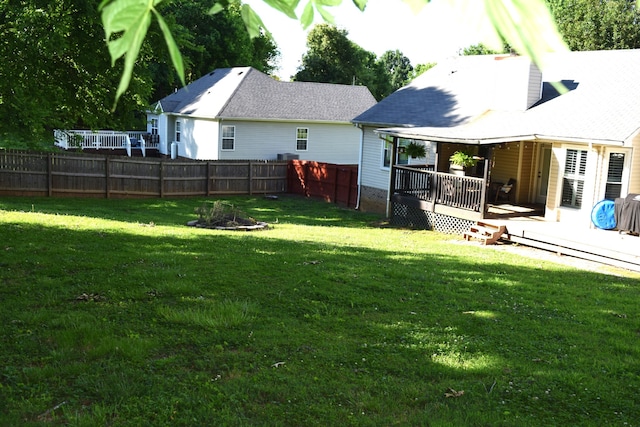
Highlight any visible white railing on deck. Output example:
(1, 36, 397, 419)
(54, 130, 158, 157)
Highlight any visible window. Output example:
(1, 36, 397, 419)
(604, 152, 625, 200)
(222, 125, 235, 150)
(151, 118, 158, 135)
(561, 149, 587, 208)
(296, 128, 308, 151)
(175, 120, 181, 142)
(382, 138, 410, 168)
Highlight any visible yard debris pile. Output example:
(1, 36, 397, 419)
(188, 201, 268, 231)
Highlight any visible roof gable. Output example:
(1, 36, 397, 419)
(157, 67, 377, 123)
(355, 49, 640, 145)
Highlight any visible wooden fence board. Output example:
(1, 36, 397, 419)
(0, 150, 287, 198)
(287, 160, 358, 208)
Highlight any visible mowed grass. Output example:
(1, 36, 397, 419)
(1, 195, 639, 426)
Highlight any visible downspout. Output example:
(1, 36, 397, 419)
(355, 124, 365, 210)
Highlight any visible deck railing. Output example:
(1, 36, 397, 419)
(54, 130, 159, 157)
(393, 165, 487, 214)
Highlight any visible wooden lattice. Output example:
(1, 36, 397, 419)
(391, 200, 473, 234)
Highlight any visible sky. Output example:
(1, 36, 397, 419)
(244, 0, 484, 80)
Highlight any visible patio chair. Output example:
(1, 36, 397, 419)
(495, 178, 516, 203)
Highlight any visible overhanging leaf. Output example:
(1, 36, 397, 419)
(100, 0, 155, 107)
(402, 0, 430, 14)
(300, 1, 315, 28)
(241, 4, 269, 38)
(152, 9, 185, 88)
(351, 0, 367, 11)
(262, 0, 299, 19)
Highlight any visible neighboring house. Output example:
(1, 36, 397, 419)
(147, 67, 376, 163)
(352, 50, 640, 231)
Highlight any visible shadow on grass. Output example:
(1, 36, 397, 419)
(2, 215, 639, 425)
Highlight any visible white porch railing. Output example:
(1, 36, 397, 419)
(54, 130, 159, 157)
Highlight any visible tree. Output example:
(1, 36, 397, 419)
(294, 24, 391, 99)
(460, 43, 506, 56)
(0, 0, 152, 146)
(150, 0, 278, 100)
(0, 0, 279, 146)
(378, 50, 413, 93)
(98, 0, 573, 105)
(411, 62, 437, 80)
(547, 0, 640, 50)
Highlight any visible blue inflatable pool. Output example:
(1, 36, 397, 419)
(591, 199, 616, 230)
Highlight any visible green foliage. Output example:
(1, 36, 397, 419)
(149, 1, 278, 100)
(97, 0, 574, 105)
(294, 24, 391, 99)
(379, 50, 414, 94)
(0, 0, 152, 142)
(411, 62, 437, 80)
(0, 196, 639, 425)
(100, 0, 185, 107)
(547, 0, 640, 50)
(194, 200, 255, 227)
(404, 141, 427, 159)
(449, 151, 478, 167)
(461, 43, 507, 56)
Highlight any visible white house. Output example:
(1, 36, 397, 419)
(352, 50, 640, 232)
(147, 67, 376, 163)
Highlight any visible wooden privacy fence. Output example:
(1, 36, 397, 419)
(0, 150, 287, 198)
(288, 160, 358, 208)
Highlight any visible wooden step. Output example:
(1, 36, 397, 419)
(462, 222, 506, 245)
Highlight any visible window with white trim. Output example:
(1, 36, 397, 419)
(382, 138, 410, 169)
(296, 128, 308, 151)
(222, 125, 235, 150)
(151, 118, 158, 135)
(561, 149, 587, 208)
(175, 120, 181, 142)
(604, 152, 625, 200)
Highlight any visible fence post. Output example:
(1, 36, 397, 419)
(159, 161, 164, 198)
(47, 153, 53, 197)
(105, 157, 110, 198)
(248, 160, 253, 195)
(206, 162, 211, 196)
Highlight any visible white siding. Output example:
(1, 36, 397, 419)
(359, 126, 437, 190)
(216, 121, 361, 164)
(360, 126, 390, 190)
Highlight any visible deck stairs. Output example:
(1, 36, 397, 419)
(463, 221, 506, 245)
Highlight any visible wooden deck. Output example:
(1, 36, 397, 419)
(484, 205, 640, 272)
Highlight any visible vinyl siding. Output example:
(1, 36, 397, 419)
(629, 132, 640, 194)
(491, 143, 520, 199)
(216, 121, 360, 164)
(180, 118, 220, 160)
(360, 126, 391, 190)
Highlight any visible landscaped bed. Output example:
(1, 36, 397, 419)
(1, 195, 639, 426)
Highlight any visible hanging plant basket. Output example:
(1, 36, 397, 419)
(405, 142, 427, 159)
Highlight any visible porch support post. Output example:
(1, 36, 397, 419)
(481, 158, 489, 218)
(386, 136, 398, 218)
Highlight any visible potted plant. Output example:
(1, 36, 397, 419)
(449, 151, 478, 175)
(404, 141, 427, 159)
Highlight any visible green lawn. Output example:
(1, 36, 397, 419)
(1, 195, 639, 426)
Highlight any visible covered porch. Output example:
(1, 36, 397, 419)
(387, 135, 544, 224)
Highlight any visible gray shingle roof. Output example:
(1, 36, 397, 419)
(157, 67, 377, 123)
(354, 50, 640, 145)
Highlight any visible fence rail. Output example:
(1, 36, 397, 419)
(0, 150, 287, 198)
